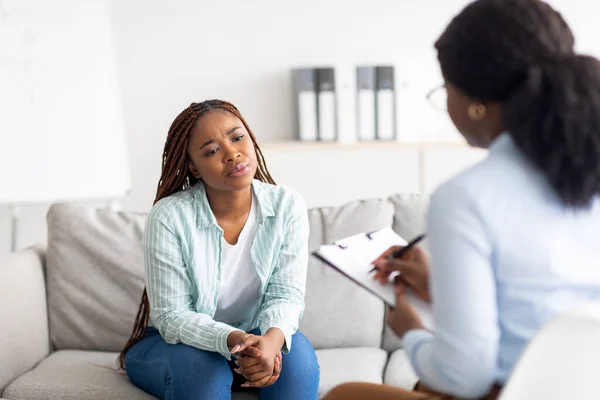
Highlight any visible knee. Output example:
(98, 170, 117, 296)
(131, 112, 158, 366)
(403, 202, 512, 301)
(323, 383, 363, 400)
(287, 332, 319, 378)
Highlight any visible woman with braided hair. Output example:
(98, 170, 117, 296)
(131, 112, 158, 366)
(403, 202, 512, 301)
(119, 100, 319, 399)
(325, 0, 600, 399)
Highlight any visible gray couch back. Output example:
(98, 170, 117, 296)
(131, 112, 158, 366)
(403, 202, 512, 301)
(45, 194, 428, 354)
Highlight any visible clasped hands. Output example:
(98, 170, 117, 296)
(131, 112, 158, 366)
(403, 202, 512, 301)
(227, 329, 284, 388)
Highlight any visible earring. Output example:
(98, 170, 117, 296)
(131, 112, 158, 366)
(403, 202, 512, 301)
(468, 103, 486, 121)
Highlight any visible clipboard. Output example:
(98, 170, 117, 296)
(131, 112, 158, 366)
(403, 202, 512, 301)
(312, 227, 434, 329)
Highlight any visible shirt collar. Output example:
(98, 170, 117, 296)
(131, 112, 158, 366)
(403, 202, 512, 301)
(192, 179, 275, 229)
(488, 132, 514, 154)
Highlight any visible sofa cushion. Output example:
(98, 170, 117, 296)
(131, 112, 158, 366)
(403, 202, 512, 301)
(2, 351, 260, 400)
(383, 349, 419, 390)
(3, 348, 388, 400)
(389, 193, 429, 246)
(0, 246, 50, 395)
(3, 351, 155, 400)
(315, 347, 389, 398)
(300, 198, 394, 349)
(46, 204, 147, 351)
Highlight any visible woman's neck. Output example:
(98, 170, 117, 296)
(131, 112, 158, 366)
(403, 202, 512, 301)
(205, 185, 252, 220)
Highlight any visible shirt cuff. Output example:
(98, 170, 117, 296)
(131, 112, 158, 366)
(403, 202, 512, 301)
(403, 329, 435, 379)
(260, 322, 293, 354)
(216, 325, 244, 360)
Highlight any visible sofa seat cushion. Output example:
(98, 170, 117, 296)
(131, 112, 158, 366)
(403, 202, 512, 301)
(4, 348, 390, 400)
(3, 351, 154, 400)
(315, 347, 389, 398)
(383, 349, 419, 390)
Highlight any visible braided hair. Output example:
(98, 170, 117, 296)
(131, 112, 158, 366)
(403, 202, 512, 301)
(118, 100, 275, 369)
(436, 0, 600, 207)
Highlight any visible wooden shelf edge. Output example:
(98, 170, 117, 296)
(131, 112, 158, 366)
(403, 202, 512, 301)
(261, 140, 479, 151)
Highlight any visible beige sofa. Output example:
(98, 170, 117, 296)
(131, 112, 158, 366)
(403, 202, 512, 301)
(0, 194, 429, 399)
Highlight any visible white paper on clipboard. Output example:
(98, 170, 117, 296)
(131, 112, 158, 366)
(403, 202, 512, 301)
(312, 227, 434, 330)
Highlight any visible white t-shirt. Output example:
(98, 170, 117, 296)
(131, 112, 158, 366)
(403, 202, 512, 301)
(213, 195, 262, 326)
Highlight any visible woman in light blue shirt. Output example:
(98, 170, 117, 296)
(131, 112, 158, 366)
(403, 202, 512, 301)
(326, 0, 600, 399)
(118, 100, 319, 399)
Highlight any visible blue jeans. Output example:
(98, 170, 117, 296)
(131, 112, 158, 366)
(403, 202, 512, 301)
(125, 327, 320, 400)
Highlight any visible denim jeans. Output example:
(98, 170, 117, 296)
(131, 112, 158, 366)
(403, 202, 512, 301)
(125, 327, 320, 400)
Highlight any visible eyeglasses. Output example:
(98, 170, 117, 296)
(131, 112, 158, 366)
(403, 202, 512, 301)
(426, 85, 447, 112)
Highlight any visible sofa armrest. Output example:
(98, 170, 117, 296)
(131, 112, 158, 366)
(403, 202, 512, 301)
(0, 246, 50, 395)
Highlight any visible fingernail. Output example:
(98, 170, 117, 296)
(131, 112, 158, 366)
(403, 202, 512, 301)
(241, 383, 250, 388)
(231, 345, 241, 353)
(234, 368, 241, 374)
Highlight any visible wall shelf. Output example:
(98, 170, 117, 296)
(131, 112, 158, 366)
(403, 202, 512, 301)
(259, 139, 488, 209)
(261, 140, 472, 152)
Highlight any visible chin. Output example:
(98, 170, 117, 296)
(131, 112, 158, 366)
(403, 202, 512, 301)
(231, 179, 254, 191)
(225, 174, 255, 191)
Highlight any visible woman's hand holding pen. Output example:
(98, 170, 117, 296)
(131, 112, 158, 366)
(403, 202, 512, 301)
(372, 245, 431, 303)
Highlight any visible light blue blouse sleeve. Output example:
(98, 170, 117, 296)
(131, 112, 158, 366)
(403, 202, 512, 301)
(403, 181, 501, 399)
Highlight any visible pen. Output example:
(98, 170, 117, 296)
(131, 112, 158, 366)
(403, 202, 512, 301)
(368, 234, 426, 274)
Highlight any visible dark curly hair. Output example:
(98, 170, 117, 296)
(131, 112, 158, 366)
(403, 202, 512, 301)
(436, 0, 600, 208)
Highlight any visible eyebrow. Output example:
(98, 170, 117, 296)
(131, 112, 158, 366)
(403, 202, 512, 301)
(199, 126, 241, 149)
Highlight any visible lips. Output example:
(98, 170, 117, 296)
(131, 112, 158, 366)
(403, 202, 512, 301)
(228, 163, 250, 177)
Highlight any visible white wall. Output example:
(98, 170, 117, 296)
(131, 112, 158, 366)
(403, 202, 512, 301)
(1, 0, 598, 255)
(107, 0, 600, 213)
(110, 0, 474, 214)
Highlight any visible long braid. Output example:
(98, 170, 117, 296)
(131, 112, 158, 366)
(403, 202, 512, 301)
(119, 100, 275, 369)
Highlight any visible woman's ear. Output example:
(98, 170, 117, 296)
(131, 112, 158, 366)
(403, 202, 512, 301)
(188, 162, 201, 179)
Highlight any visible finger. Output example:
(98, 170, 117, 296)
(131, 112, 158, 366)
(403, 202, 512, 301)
(237, 356, 261, 369)
(242, 374, 273, 388)
(245, 369, 272, 383)
(373, 268, 396, 285)
(273, 357, 282, 375)
(240, 345, 262, 357)
(233, 335, 261, 354)
(387, 283, 407, 310)
(266, 373, 280, 387)
(393, 274, 410, 287)
(236, 362, 264, 376)
(395, 281, 406, 296)
(376, 260, 422, 286)
(378, 258, 419, 274)
(371, 246, 403, 265)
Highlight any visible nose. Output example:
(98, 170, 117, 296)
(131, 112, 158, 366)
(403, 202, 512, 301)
(223, 144, 241, 163)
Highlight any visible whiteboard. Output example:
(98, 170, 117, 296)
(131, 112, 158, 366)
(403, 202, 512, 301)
(0, 0, 130, 203)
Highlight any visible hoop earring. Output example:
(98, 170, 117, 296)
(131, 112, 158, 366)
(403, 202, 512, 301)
(468, 103, 486, 121)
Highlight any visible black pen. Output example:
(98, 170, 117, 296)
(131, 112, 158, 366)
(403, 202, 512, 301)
(369, 234, 426, 274)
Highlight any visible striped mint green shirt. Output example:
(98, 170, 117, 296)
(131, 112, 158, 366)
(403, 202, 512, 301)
(143, 179, 309, 360)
